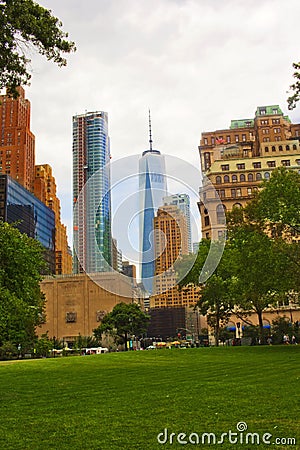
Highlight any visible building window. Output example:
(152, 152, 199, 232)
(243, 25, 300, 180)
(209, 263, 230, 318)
(240, 174, 245, 182)
(204, 152, 211, 170)
(247, 187, 252, 196)
(278, 145, 283, 151)
(286, 145, 290, 151)
(235, 135, 239, 142)
(253, 162, 261, 168)
(237, 163, 245, 170)
(262, 128, 269, 134)
(216, 175, 222, 184)
(224, 175, 230, 183)
(274, 128, 281, 134)
(293, 144, 297, 150)
(272, 108, 278, 114)
(221, 164, 229, 171)
(204, 216, 210, 226)
(248, 173, 253, 181)
(261, 119, 269, 125)
(236, 188, 241, 197)
(226, 135, 231, 143)
(267, 161, 276, 167)
(265, 146, 269, 152)
(263, 137, 270, 142)
(296, 159, 300, 165)
(204, 138, 208, 145)
(219, 189, 225, 199)
(231, 189, 236, 198)
(216, 204, 226, 224)
(232, 175, 237, 183)
(272, 146, 276, 152)
(242, 134, 246, 141)
(264, 172, 270, 180)
(256, 173, 262, 181)
(211, 137, 215, 145)
(272, 118, 280, 124)
(274, 136, 281, 141)
(282, 160, 291, 166)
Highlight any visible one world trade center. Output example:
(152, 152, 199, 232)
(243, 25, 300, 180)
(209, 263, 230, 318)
(139, 112, 167, 293)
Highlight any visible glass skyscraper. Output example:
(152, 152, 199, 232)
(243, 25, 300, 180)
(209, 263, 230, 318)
(0, 174, 55, 272)
(139, 117, 167, 293)
(73, 111, 112, 273)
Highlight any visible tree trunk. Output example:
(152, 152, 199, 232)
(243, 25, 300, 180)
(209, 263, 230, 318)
(257, 311, 265, 345)
(215, 310, 220, 347)
(124, 332, 128, 351)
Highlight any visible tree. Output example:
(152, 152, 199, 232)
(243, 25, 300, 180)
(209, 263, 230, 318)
(228, 225, 296, 343)
(287, 61, 300, 110)
(0, 0, 76, 97)
(177, 240, 237, 346)
(0, 221, 47, 348)
(93, 303, 150, 351)
(245, 168, 300, 237)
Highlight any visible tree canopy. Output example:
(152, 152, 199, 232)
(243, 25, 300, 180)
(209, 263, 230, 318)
(0, 0, 76, 96)
(0, 221, 47, 348)
(93, 302, 150, 351)
(287, 61, 300, 110)
(245, 167, 300, 237)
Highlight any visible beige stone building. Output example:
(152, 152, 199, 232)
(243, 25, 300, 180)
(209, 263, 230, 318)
(198, 105, 300, 238)
(38, 273, 136, 343)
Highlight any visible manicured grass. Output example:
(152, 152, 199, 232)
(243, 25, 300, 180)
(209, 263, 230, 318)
(0, 346, 299, 449)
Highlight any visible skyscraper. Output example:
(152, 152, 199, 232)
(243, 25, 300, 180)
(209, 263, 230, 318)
(34, 164, 72, 274)
(0, 87, 35, 192)
(73, 111, 112, 273)
(163, 193, 192, 253)
(139, 112, 167, 293)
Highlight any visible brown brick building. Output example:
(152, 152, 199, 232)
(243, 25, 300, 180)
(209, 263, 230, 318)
(34, 164, 72, 274)
(199, 105, 300, 238)
(150, 205, 200, 308)
(0, 87, 35, 192)
(0, 88, 72, 274)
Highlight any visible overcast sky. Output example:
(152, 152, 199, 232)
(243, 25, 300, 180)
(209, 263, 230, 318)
(26, 0, 300, 249)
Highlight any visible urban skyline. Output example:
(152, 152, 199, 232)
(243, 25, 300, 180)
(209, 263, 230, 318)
(25, 0, 300, 242)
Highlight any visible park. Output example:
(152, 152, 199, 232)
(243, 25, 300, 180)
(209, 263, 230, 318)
(0, 345, 299, 449)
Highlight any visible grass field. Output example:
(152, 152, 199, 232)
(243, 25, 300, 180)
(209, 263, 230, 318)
(0, 346, 299, 449)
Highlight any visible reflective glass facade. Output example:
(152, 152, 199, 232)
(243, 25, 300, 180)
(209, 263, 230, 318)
(73, 112, 112, 273)
(0, 174, 55, 272)
(139, 150, 167, 293)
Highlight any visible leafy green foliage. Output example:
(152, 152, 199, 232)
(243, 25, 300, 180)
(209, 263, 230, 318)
(287, 61, 300, 110)
(0, 0, 76, 96)
(177, 240, 237, 345)
(0, 221, 47, 348)
(93, 302, 150, 350)
(245, 167, 300, 236)
(228, 224, 297, 342)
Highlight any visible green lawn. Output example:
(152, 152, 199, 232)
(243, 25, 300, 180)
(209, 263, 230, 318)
(0, 346, 299, 449)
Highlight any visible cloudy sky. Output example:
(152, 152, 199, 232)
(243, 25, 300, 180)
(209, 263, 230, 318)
(26, 0, 300, 249)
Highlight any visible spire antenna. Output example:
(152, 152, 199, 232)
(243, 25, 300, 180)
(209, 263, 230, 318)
(149, 109, 153, 151)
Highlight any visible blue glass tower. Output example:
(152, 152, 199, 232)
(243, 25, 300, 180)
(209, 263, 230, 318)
(139, 113, 167, 293)
(73, 111, 112, 273)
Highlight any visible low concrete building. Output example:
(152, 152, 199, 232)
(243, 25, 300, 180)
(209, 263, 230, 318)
(38, 273, 136, 344)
